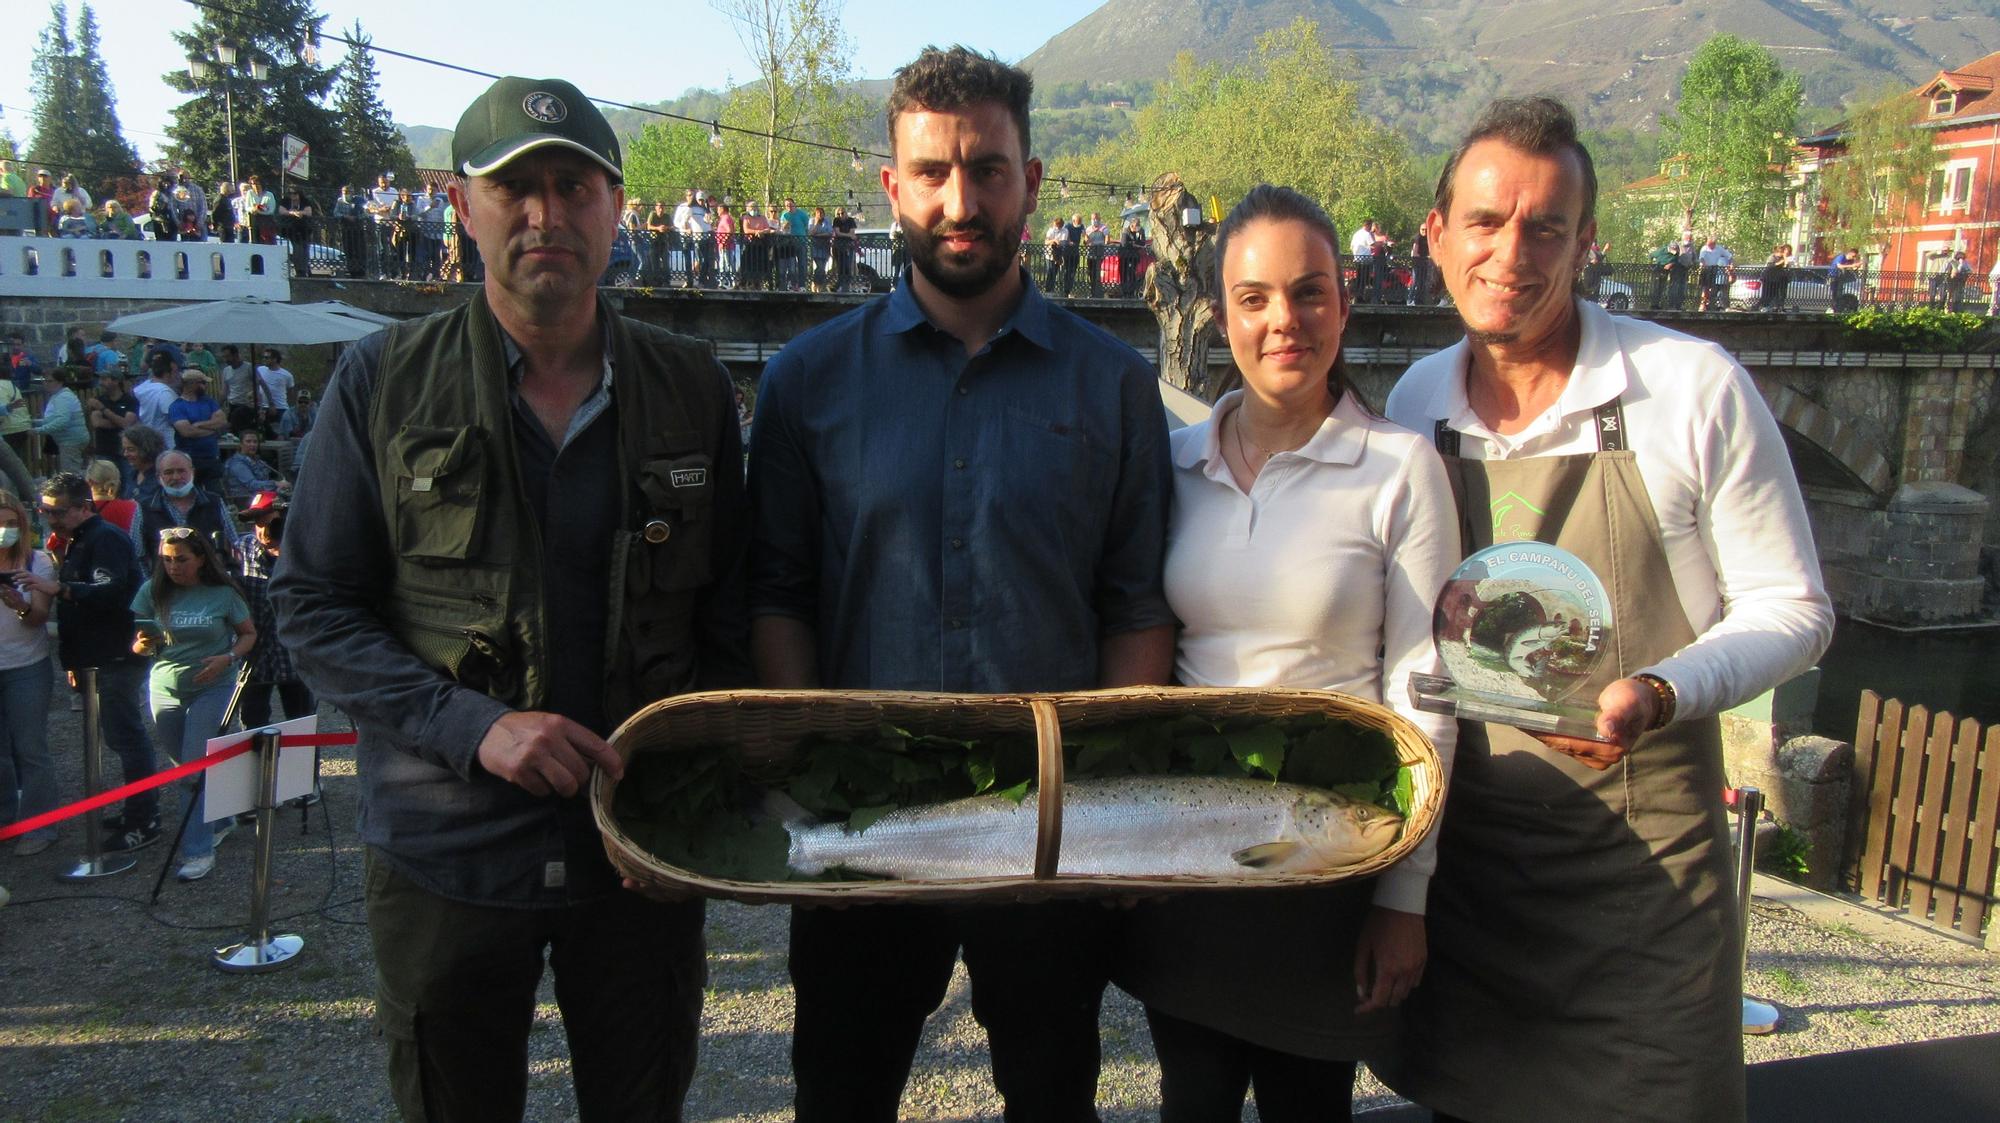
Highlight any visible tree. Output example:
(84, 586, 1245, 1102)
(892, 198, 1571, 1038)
(1810, 87, 1940, 253)
(1661, 34, 1802, 247)
(1102, 22, 1424, 242)
(623, 119, 731, 207)
(27, 1, 141, 194)
(331, 23, 415, 189)
(711, 0, 871, 206)
(165, 0, 344, 195)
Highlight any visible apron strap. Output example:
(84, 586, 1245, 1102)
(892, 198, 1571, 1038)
(1434, 397, 1628, 456)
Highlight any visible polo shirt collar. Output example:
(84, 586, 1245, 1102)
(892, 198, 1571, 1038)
(880, 267, 1054, 351)
(1175, 389, 1369, 475)
(1419, 298, 1628, 429)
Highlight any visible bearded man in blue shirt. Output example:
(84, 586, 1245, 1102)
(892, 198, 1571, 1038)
(748, 44, 1175, 1123)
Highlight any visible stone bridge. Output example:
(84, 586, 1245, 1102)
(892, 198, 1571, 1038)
(4, 273, 1994, 626)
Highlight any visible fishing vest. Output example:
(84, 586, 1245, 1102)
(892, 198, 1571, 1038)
(368, 290, 726, 724)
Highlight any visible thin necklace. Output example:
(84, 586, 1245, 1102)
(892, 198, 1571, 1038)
(1231, 409, 1274, 473)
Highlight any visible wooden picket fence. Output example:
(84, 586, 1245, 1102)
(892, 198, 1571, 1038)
(1850, 691, 2000, 945)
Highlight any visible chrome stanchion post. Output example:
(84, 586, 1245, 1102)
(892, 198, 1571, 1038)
(63, 667, 135, 880)
(214, 728, 303, 973)
(1735, 786, 1781, 1034)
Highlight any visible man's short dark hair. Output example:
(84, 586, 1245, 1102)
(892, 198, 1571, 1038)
(41, 471, 91, 509)
(1433, 96, 1597, 226)
(887, 45, 1033, 158)
(149, 352, 174, 377)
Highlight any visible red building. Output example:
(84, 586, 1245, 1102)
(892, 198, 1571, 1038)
(1799, 51, 2000, 283)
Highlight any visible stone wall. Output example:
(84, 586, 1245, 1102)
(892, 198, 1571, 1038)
(1810, 483, 1991, 625)
(1720, 672, 1853, 892)
(0, 294, 190, 358)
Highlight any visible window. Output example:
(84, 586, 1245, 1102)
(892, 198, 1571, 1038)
(1932, 160, 1977, 214)
(1932, 90, 1959, 117)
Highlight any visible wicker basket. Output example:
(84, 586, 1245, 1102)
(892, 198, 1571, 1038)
(592, 686, 1444, 905)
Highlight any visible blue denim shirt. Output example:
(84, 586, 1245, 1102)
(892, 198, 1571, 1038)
(748, 271, 1173, 692)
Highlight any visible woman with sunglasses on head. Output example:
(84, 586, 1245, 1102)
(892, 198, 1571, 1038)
(131, 526, 253, 882)
(0, 491, 58, 855)
(1113, 185, 1458, 1122)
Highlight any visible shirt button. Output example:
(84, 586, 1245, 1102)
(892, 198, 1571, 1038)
(957, 385, 969, 396)
(953, 458, 966, 469)
(950, 537, 963, 549)
(948, 617, 963, 629)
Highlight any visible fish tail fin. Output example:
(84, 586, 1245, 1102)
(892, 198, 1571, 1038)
(1230, 841, 1303, 870)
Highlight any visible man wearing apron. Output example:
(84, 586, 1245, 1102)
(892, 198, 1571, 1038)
(1374, 97, 1833, 1123)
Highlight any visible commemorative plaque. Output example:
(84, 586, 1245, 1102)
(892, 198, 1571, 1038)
(1411, 542, 1614, 740)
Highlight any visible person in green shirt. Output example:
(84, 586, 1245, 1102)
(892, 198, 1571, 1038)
(131, 526, 254, 882)
(183, 343, 219, 378)
(0, 160, 24, 198)
(1648, 241, 1677, 310)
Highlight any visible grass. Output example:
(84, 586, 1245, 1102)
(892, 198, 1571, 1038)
(1848, 1008, 1890, 1027)
(1764, 967, 1809, 997)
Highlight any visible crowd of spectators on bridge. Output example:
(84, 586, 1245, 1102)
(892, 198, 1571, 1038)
(0, 322, 319, 880)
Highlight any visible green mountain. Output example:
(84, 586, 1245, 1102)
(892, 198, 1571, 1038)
(1019, 0, 2000, 151)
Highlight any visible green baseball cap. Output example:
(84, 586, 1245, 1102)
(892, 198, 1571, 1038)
(453, 76, 622, 182)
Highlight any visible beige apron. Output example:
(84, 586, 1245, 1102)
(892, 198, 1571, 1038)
(1372, 400, 1744, 1123)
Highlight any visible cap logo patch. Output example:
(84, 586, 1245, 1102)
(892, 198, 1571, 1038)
(522, 92, 568, 124)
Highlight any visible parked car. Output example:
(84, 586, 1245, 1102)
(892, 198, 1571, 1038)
(276, 238, 347, 278)
(1584, 276, 1636, 312)
(1728, 267, 1853, 313)
(1341, 259, 1415, 303)
(600, 227, 638, 287)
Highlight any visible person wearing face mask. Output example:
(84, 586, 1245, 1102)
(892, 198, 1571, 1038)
(132, 450, 237, 566)
(0, 490, 59, 856)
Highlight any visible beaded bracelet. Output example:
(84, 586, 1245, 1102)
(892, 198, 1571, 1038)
(1633, 673, 1677, 730)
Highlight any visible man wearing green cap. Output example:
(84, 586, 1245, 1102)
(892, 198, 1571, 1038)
(275, 75, 747, 1121)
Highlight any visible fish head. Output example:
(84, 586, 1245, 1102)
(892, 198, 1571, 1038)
(1288, 792, 1405, 870)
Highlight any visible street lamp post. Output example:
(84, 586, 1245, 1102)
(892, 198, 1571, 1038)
(187, 43, 268, 187)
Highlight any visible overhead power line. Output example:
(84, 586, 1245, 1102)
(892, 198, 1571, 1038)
(176, 0, 1147, 195)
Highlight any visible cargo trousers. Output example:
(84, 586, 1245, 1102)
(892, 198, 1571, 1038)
(364, 849, 706, 1122)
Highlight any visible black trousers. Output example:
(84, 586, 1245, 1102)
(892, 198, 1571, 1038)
(241, 678, 314, 730)
(1146, 1005, 1358, 1123)
(789, 900, 1116, 1122)
(364, 851, 706, 1122)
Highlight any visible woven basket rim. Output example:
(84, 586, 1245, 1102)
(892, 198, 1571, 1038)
(593, 686, 1443, 904)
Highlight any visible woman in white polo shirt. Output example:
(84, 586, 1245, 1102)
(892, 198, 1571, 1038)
(1115, 185, 1459, 1121)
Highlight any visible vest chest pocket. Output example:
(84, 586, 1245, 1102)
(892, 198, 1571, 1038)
(635, 445, 715, 592)
(388, 425, 489, 563)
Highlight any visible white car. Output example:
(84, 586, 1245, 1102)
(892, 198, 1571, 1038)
(1729, 268, 1856, 313)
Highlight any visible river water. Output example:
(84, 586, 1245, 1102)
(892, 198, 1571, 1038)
(1811, 618, 2000, 741)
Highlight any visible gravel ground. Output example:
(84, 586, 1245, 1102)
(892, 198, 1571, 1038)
(3, 692, 1998, 1122)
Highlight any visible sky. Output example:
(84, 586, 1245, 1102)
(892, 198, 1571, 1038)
(2, 0, 1107, 166)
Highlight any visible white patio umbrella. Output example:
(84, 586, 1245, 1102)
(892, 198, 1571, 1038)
(107, 296, 383, 346)
(289, 300, 400, 327)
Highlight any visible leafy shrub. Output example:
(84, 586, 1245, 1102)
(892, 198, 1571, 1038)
(1840, 306, 1990, 352)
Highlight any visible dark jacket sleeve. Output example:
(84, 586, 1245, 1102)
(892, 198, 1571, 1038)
(271, 333, 510, 778)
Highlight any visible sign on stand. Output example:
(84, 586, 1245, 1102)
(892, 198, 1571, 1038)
(282, 134, 310, 181)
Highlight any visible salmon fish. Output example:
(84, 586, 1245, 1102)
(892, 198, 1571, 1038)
(778, 775, 1403, 880)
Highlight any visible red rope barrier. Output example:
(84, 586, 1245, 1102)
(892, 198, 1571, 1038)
(0, 732, 357, 843)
